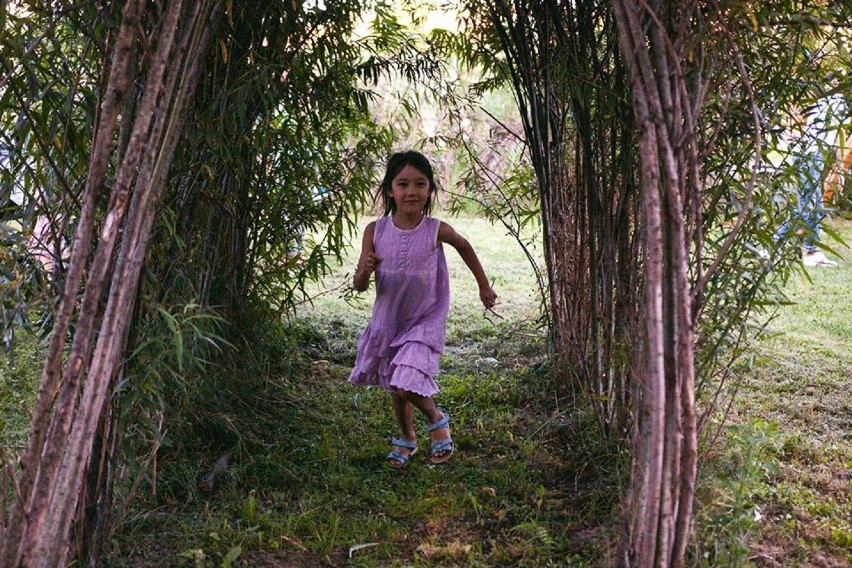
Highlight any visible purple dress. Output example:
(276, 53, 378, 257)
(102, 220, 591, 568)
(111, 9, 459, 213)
(348, 216, 449, 396)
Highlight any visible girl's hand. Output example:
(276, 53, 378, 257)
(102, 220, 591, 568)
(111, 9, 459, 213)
(479, 286, 497, 309)
(358, 252, 383, 275)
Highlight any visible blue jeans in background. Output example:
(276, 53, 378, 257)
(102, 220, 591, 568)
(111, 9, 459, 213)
(775, 152, 826, 253)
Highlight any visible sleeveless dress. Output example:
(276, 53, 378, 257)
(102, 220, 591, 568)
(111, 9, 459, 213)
(348, 216, 450, 396)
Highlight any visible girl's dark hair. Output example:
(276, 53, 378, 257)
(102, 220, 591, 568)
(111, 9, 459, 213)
(377, 150, 439, 216)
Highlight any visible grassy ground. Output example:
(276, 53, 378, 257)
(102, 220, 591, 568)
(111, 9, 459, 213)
(723, 219, 852, 567)
(100, 214, 626, 567)
(1, 215, 850, 566)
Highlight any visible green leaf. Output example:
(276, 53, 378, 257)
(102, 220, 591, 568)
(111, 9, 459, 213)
(222, 546, 242, 568)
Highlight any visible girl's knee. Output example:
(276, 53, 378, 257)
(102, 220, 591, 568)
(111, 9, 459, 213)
(395, 388, 429, 404)
(391, 389, 416, 404)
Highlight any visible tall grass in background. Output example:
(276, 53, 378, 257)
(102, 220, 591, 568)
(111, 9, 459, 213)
(300, 212, 546, 356)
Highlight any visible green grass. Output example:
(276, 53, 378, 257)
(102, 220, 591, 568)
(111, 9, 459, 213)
(104, 342, 623, 567)
(100, 212, 624, 567)
(698, 219, 852, 567)
(3, 215, 851, 566)
(0, 332, 44, 453)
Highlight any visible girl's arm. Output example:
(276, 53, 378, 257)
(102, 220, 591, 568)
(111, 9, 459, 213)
(353, 221, 381, 292)
(438, 221, 497, 308)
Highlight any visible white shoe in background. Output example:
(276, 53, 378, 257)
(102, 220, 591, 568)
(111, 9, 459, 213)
(802, 250, 839, 267)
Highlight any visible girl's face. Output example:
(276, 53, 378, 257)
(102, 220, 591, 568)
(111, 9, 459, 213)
(388, 164, 431, 216)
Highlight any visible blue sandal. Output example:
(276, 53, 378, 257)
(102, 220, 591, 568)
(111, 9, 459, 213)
(387, 437, 418, 468)
(427, 413, 454, 464)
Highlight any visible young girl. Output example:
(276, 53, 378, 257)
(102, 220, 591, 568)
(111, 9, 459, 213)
(348, 150, 497, 467)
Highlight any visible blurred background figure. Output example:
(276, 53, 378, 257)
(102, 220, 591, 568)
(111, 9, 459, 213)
(774, 93, 849, 267)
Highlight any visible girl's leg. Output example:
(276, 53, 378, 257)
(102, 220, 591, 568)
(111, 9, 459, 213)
(389, 391, 417, 466)
(397, 390, 452, 460)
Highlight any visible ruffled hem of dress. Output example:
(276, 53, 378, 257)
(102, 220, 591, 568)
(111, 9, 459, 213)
(392, 341, 439, 375)
(389, 325, 447, 352)
(387, 363, 438, 397)
(348, 367, 379, 387)
(348, 341, 440, 397)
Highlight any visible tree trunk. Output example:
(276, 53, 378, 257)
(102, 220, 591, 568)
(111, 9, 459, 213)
(0, 1, 222, 565)
(541, 133, 589, 371)
(484, 0, 640, 436)
(610, 1, 699, 565)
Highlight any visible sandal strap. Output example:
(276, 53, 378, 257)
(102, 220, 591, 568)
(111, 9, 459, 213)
(426, 413, 450, 433)
(431, 438, 454, 454)
(390, 437, 417, 450)
(386, 449, 411, 465)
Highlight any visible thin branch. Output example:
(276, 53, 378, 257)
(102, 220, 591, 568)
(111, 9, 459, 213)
(693, 13, 762, 301)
